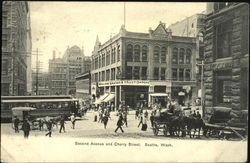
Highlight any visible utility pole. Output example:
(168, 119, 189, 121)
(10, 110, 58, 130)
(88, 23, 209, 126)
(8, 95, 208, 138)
(197, 59, 205, 118)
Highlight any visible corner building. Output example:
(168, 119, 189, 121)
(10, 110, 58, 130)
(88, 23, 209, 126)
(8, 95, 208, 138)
(91, 23, 197, 109)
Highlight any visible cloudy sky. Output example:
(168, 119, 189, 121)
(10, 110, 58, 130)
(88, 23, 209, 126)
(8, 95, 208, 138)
(29, 2, 206, 72)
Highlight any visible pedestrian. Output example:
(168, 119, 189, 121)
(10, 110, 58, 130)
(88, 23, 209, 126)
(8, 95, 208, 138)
(103, 115, 109, 129)
(192, 111, 197, 117)
(59, 116, 66, 133)
(13, 116, 20, 133)
(150, 112, 154, 127)
(38, 119, 44, 131)
(123, 112, 128, 127)
(45, 120, 53, 137)
(21, 119, 30, 138)
(135, 109, 139, 119)
(138, 116, 143, 128)
(196, 111, 201, 119)
(94, 111, 98, 122)
(70, 113, 76, 129)
(115, 115, 124, 133)
(144, 110, 148, 120)
(141, 115, 148, 131)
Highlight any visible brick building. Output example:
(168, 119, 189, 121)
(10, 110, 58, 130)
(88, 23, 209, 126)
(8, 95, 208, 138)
(91, 23, 197, 109)
(48, 46, 91, 95)
(204, 3, 249, 123)
(1, 1, 32, 96)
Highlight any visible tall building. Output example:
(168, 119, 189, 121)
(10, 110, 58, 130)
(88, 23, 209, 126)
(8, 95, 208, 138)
(169, 13, 206, 99)
(1, 1, 31, 96)
(48, 46, 90, 95)
(91, 22, 197, 109)
(204, 3, 249, 124)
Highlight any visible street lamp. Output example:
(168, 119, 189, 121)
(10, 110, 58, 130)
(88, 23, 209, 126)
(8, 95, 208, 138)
(196, 58, 205, 118)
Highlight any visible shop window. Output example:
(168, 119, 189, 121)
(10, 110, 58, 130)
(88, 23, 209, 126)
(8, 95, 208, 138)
(186, 49, 191, 64)
(179, 48, 184, 64)
(2, 59, 8, 75)
(134, 45, 140, 62)
(126, 44, 133, 62)
(126, 66, 132, 79)
(185, 69, 191, 81)
(142, 45, 148, 62)
(133, 66, 140, 80)
(161, 47, 166, 63)
(160, 68, 166, 80)
(172, 68, 177, 81)
(172, 48, 178, 64)
(153, 46, 160, 63)
(215, 20, 232, 59)
(153, 67, 159, 80)
(117, 45, 120, 61)
(179, 68, 184, 81)
(214, 70, 232, 106)
(141, 67, 147, 80)
(241, 68, 249, 109)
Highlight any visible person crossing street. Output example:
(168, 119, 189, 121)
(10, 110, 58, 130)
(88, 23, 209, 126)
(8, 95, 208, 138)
(115, 115, 124, 133)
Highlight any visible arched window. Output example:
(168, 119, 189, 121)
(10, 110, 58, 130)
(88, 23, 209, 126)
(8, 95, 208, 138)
(161, 47, 166, 63)
(153, 46, 160, 63)
(142, 45, 148, 62)
(134, 45, 140, 62)
(186, 49, 192, 64)
(179, 48, 184, 64)
(126, 44, 133, 62)
(172, 48, 178, 64)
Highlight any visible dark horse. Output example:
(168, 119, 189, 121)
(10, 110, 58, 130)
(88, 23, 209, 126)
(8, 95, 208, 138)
(184, 116, 205, 138)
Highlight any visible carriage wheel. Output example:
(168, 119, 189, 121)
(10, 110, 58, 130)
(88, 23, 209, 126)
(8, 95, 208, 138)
(163, 125, 168, 136)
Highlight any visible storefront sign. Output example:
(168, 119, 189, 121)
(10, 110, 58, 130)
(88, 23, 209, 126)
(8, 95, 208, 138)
(98, 80, 172, 87)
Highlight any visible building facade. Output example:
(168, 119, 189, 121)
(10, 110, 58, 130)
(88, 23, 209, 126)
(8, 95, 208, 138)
(91, 23, 197, 109)
(48, 46, 91, 95)
(75, 71, 91, 99)
(204, 3, 249, 123)
(1, 1, 31, 96)
(32, 71, 49, 95)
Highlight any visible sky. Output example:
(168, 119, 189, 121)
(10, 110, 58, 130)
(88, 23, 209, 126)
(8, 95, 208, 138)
(29, 2, 206, 72)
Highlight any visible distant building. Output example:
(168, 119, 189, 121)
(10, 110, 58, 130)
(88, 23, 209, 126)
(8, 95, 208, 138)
(48, 46, 91, 95)
(32, 71, 49, 95)
(204, 3, 249, 122)
(91, 22, 197, 109)
(1, 1, 32, 96)
(75, 71, 91, 99)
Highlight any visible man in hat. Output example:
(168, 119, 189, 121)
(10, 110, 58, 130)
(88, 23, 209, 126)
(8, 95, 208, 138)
(115, 115, 124, 133)
(45, 119, 53, 137)
(13, 116, 20, 133)
(21, 119, 30, 138)
(59, 115, 66, 133)
(70, 113, 76, 129)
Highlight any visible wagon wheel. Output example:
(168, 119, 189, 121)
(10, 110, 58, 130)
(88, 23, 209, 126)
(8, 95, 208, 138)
(163, 124, 168, 136)
(153, 123, 159, 136)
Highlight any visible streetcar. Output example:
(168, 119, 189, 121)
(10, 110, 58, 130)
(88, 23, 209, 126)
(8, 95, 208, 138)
(1, 95, 81, 122)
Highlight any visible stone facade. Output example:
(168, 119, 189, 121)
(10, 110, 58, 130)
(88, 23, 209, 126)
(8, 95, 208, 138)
(204, 3, 249, 124)
(1, 1, 31, 96)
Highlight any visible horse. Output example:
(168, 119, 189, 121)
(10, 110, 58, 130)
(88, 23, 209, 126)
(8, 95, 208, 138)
(185, 116, 205, 138)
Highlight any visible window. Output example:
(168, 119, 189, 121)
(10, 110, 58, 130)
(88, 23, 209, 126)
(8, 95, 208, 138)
(214, 70, 232, 105)
(186, 49, 191, 64)
(99, 56, 101, 68)
(126, 66, 132, 79)
(117, 45, 120, 62)
(106, 51, 110, 65)
(141, 67, 147, 80)
(179, 48, 184, 64)
(126, 44, 133, 62)
(216, 20, 232, 59)
(172, 48, 178, 64)
(142, 46, 148, 62)
(161, 47, 166, 63)
(160, 68, 166, 80)
(134, 45, 140, 62)
(111, 68, 115, 80)
(153, 67, 159, 80)
(185, 69, 191, 81)
(179, 68, 184, 81)
(2, 59, 8, 75)
(242, 15, 249, 55)
(113, 48, 116, 63)
(106, 70, 110, 81)
(102, 54, 105, 67)
(133, 67, 140, 79)
(154, 46, 160, 63)
(172, 68, 177, 81)
(102, 71, 105, 81)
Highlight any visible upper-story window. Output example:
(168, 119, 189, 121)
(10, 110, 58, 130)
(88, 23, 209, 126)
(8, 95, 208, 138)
(186, 49, 191, 64)
(153, 46, 160, 63)
(113, 47, 116, 63)
(142, 45, 148, 62)
(161, 47, 166, 63)
(172, 48, 178, 64)
(106, 70, 110, 81)
(111, 49, 114, 64)
(160, 68, 166, 80)
(106, 51, 110, 65)
(133, 66, 140, 80)
(117, 45, 120, 62)
(153, 67, 159, 80)
(134, 45, 140, 62)
(215, 20, 232, 59)
(179, 48, 184, 64)
(179, 68, 184, 81)
(102, 54, 105, 67)
(141, 67, 147, 80)
(99, 55, 101, 68)
(185, 69, 191, 81)
(172, 68, 177, 81)
(126, 44, 133, 62)
(126, 66, 132, 79)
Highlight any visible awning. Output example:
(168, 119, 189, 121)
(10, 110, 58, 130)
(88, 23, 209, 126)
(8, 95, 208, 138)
(150, 93, 169, 97)
(93, 94, 109, 104)
(103, 93, 115, 102)
(12, 107, 36, 111)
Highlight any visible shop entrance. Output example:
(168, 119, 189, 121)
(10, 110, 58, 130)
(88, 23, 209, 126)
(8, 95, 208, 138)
(124, 86, 148, 109)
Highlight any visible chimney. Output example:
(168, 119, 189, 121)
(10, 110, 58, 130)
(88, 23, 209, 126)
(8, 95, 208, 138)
(53, 50, 56, 60)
